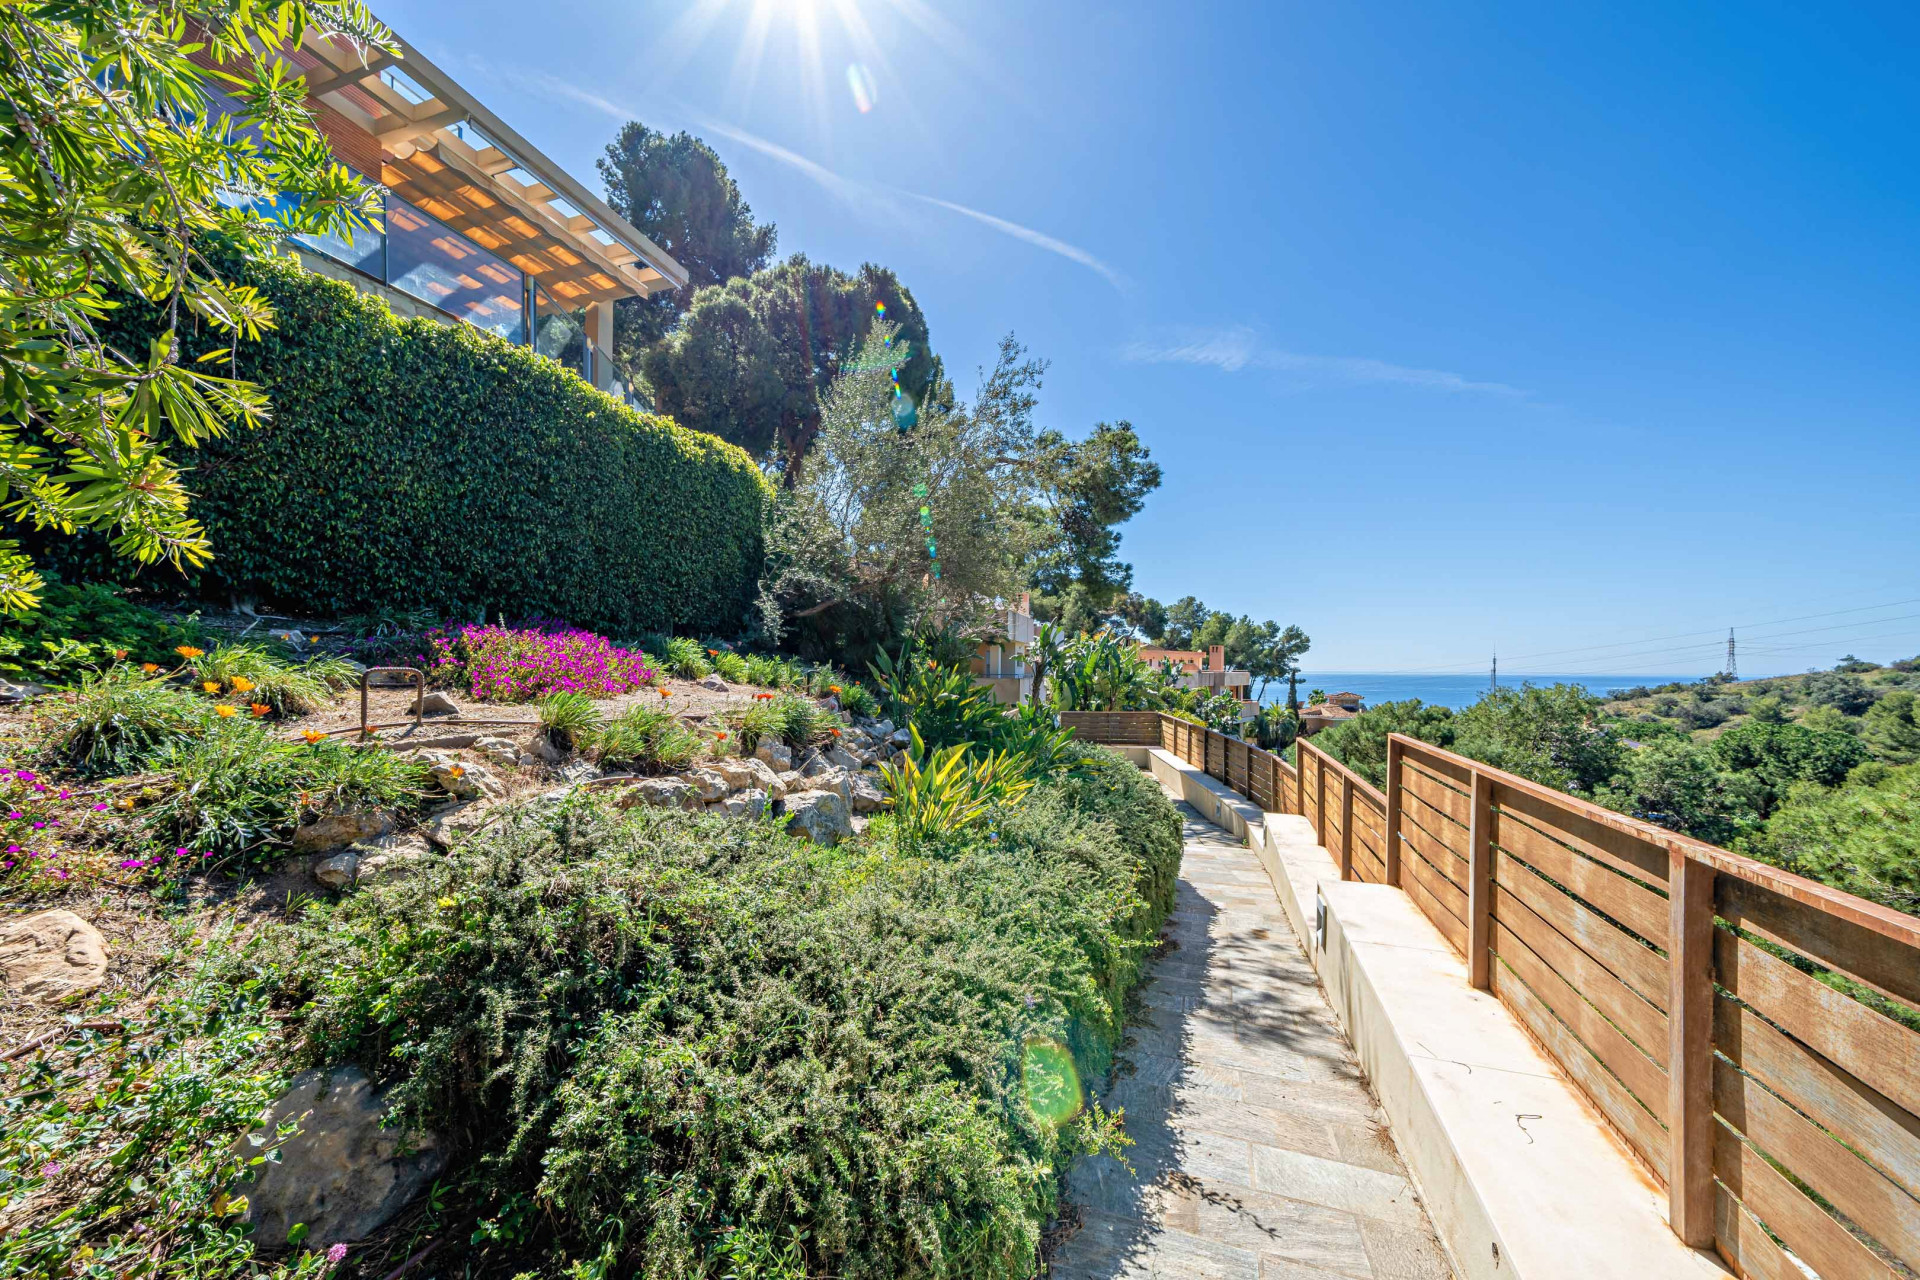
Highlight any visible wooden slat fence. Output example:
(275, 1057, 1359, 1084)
(1055, 711, 1920, 1278)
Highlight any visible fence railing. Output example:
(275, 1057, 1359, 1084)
(1057, 711, 1920, 1278)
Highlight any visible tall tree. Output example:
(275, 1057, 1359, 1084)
(643, 255, 932, 469)
(1159, 597, 1210, 649)
(597, 123, 777, 363)
(0, 0, 390, 611)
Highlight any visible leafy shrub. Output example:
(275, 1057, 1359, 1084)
(270, 758, 1182, 1279)
(57, 254, 772, 634)
(870, 647, 1001, 749)
(185, 643, 334, 716)
(713, 651, 750, 683)
(0, 580, 204, 682)
(660, 636, 712, 679)
(589, 705, 702, 773)
(142, 720, 426, 865)
(1804, 671, 1880, 716)
(838, 681, 880, 719)
(427, 625, 654, 702)
(33, 668, 208, 776)
(744, 654, 784, 687)
(537, 691, 607, 752)
(879, 728, 1035, 853)
(1739, 764, 1920, 915)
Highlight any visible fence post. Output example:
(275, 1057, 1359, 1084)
(1383, 736, 1404, 886)
(1467, 770, 1495, 989)
(1339, 774, 1355, 881)
(1295, 742, 1306, 815)
(1667, 850, 1716, 1246)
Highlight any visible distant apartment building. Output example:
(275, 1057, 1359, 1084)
(1137, 644, 1258, 721)
(198, 19, 687, 401)
(970, 595, 1037, 706)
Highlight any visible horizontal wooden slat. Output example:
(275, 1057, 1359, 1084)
(1402, 763, 1472, 828)
(1715, 1057, 1920, 1268)
(1714, 1121, 1897, 1280)
(1353, 838, 1387, 886)
(1405, 862, 1468, 953)
(1491, 783, 1670, 887)
(1714, 995, 1920, 1204)
(1718, 876, 1920, 1015)
(1496, 919, 1668, 1115)
(1496, 850, 1668, 1011)
(1395, 738, 1473, 787)
(1715, 1184, 1816, 1280)
(1405, 832, 1469, 925)
(1493, 810, 1670, 948)
(1400, 807, 1469, 882)
(1495, 884, 1668, 1065)
(1714, 929, 1920, 1125)
(1495, 953, 1668, 1180)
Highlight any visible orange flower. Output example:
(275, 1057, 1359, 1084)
(927, 660, 937, 670)
(249, 703, 271, 717)
(829, 685, 842, 695)
(176, 645, 204, 659)
(448, 764, 465, 778)
(716, 731, 728, 741)
(659, 688, 671, 699)
(301, 729, 325, 745)
(230, 676, 255, 694)
(202, 681, 221, 694)
(140, 663, 159, 674)
(214, 705, 237, 718)
(112, 649, 127, 660)
(830, 728, 841, 737)
(707, 649, 718, 656)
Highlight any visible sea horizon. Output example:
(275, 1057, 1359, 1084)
(1257, 671, 1739, 713)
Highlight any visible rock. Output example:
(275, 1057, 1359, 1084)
(775, 770, 803, 795)
(710, 758, 758, 790)
(889, 728, 911, 748)
(424, 801, 493, 849)
(615, 778, 702, 812)
(0, 680, 53, 703)
(239, 1067, 446, 1247)
(870, 719, 896, 740)
(722, 788, 769, 819)
(736, 757, 784, 794)
(386, 732, 479, 751)
(354, 843, 429, 886)
(800, 751, 835, 779)
(424, 757, 502, 801)
(409, 690, 460, 717)
(699, 674, 729, 692)
(473, 736, 523, 769)
(684, 769, 730, 802)
(755, 741, 793, 771)
(517, 753, 539, 768)
(556, 760, 601, 784)
(313, 850, 360, 890)
(528, 735, 565, 764)
(292, 810, 390, 853)
(0, 910, 108, 1002)
(782, 790, 852, 846)
(826, 746, 863, 771)
(845, 771, 888, 814)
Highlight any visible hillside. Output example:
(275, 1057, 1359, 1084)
(1598, 656, 1917, 745)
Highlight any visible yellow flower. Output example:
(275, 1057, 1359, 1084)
(116, 797, 135, 811)
(437, 896, 456, 910)
(214, 705, 238, 718)
(176, 645, 204, 659)
(230, 676, 255, 693)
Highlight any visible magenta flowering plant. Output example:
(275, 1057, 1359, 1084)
(0, 769, 67, 885)
(424, 626, 655, 704)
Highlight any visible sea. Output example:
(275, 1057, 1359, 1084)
(1260, 673, 1702, 712)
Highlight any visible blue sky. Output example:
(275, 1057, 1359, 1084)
(385, 0, 1920, 674)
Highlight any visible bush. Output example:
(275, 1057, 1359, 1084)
(185, 643, 334, 716)
(426, 625, 654, 702)
(725, 692, 842, 752)
(588, 705, 703, 772)
(839, 681, 880, 719)
(61, 253, 770, 634)
(537, 691, 606, 752)
(1739, 764, 1920, 915)
(660, 636, 712, 679)
(269, 750, 1181, 1278)
(713, 651, 750, 683)
(0, 581, 205, 683)
(33, 668, 208, 776)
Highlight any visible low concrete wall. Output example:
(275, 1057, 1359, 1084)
(1140, 749, 1727, 1280)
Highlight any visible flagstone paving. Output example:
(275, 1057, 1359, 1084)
(1051, 801, 1455, 1280)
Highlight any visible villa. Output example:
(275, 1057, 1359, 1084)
(196, 18, 687, 401)
(1136, 643, 1257, 720)
(969, 595, 1038, 705)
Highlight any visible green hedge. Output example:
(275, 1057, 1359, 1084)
(82, 253, 771, 634)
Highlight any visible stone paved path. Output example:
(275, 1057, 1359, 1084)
(1052, 802, 1455, 1280)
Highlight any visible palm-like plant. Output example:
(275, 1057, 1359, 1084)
(878, 727, 1035, 853)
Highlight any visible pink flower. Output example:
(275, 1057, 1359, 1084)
(92, 803, 108, 811)
(326, 1243, 349, 1265)
(54, 869, 68, 879)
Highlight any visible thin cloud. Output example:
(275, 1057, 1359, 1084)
(1121, 326, 1523, 396)
(487, 70, 1119, 290)
(893, 191, 1129, 292)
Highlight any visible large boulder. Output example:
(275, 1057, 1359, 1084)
(783, 790, 852, 846)
(312, 850, 360, 890)
(722, 788, 769, 819)
(739, 757, 785, 794)
(239, 1067, 446, 1247)
(0, 910, 107, 1002)
(869, 719, 896, 740)
(755, 741, 793, 771)
(424, 801, 494, 849)
(684, 769, 730, 802)
(826, 745, 863, 771)
(292, 810, 390, 853)
(409, 691, 460, 717)
(846, 771, 888, 814)
(473, 736, 524, 769)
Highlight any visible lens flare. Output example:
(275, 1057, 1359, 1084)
(846, 62, 878, 113)
(1023, 1038, 1082, 1128)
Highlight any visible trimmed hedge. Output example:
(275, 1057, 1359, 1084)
(82, 253, 771, 634)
